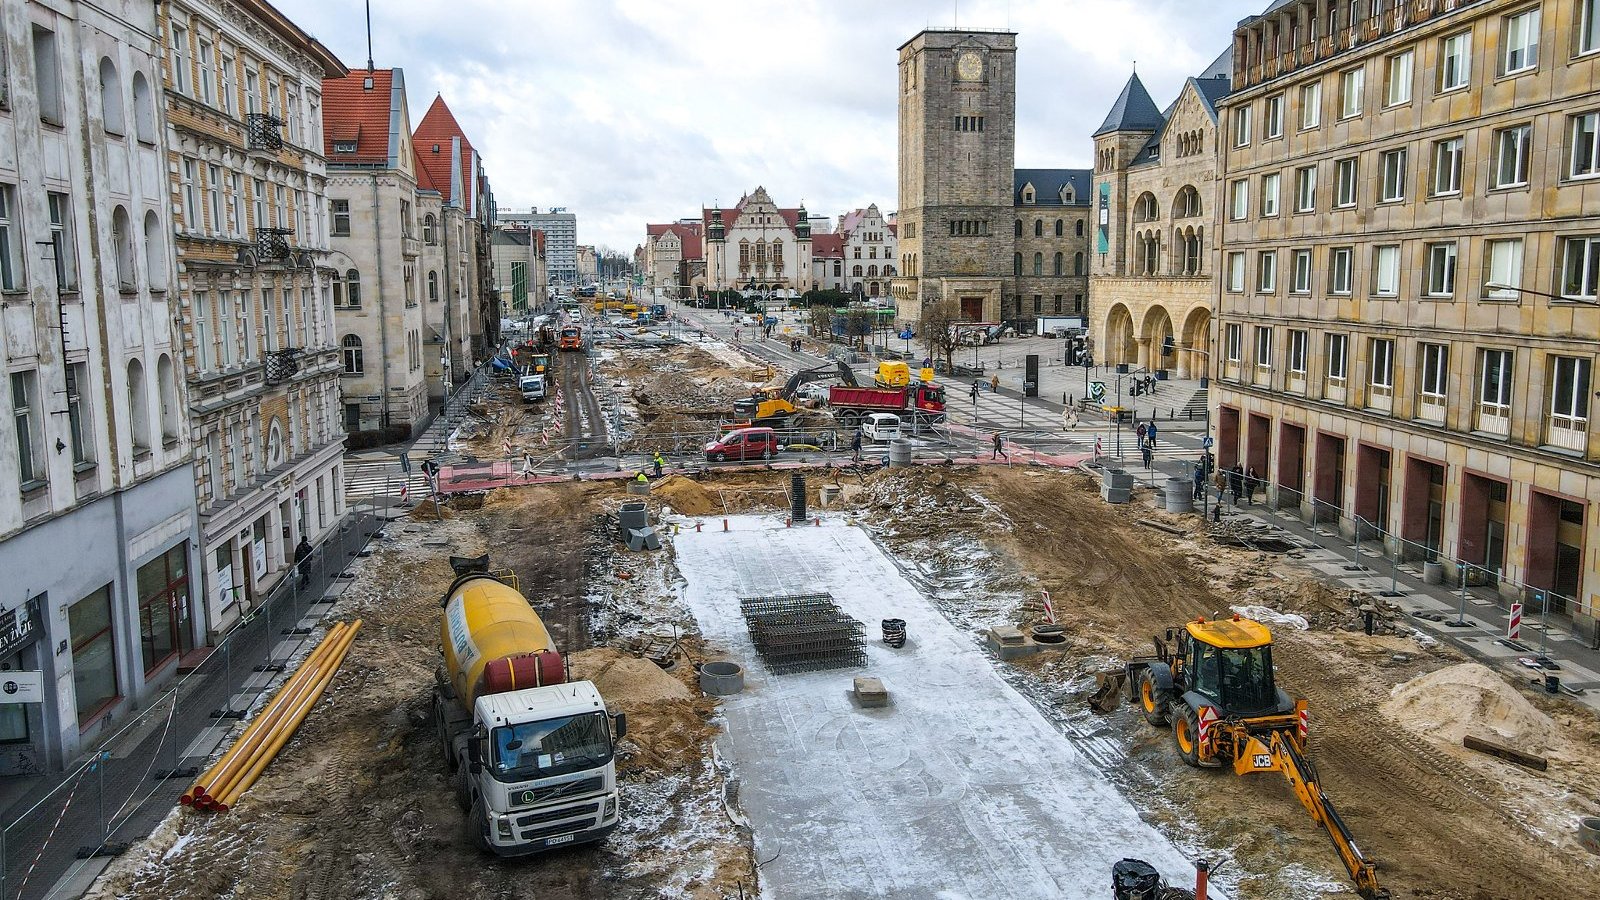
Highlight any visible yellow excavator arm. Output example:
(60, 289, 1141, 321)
(1235, 729, 1389, 899)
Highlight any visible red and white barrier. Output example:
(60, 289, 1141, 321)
(1509, 602, 1523, 640)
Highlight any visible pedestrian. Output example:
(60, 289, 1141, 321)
(1192, 462, 1206, 500)
(850, 429, 863, 463)
(521, 452, 536, 481)
(990, 374, 999, 394)
(1063, 407, 1079, 431)
(970, 381, 980, 403)
(992, 432, 1008, 460)
(1135, 421, 1148, 447)
(1228, 463, 1245, 505)
(1141, 444, 1154, 469)
(652, 451, 666, 478)
(1146, 420, 1159, 450)
(1246, 465, 1261, 504)
(294, 537, 313, 588)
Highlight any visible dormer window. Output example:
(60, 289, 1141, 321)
(1022, 184, 1035, 204)
(333, 139, 356, 153)
(1061, 186, 1076, 204)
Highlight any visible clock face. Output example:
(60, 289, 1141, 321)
(957, 51, 983, 82)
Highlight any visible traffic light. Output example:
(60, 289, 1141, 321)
(1161, 334, 1176, 357)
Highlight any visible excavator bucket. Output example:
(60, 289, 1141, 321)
(1088, 671, 1126, 713)
(1233, 733, 1283, 776)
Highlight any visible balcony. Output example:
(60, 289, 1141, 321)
(246, 113, 284, 152)
(254, 227, 294, 261)
(402, 236, 421, 259)
(263, 347, 304, 387)
(1547, 415, 1589, 453)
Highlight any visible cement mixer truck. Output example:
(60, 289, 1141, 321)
(433, 555, 626, 855)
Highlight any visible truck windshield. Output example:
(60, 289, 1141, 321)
(922, 386, 945, 406)
(491, 712, 611, 782)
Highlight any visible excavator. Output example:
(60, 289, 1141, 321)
(1113, 615, 1389, 900)
(732, 360, 857, 424)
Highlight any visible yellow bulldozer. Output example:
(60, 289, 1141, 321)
(1113, 615, 1389, 900)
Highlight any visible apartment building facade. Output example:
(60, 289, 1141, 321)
(0, 0, 199, 771)
(1215, 0, 1600, 635)
(161, 0, 346, 638)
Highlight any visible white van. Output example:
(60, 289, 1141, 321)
(518, 374, 547, 402)
(861, 413, 901, 442)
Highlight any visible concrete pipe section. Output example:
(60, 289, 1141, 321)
(888, 439, 912, 468)
(1580, 817, 1600, 855)
(1164, 478, 1194, 513)
(699, 661, 745, 696)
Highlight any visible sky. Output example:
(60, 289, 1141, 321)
(274, 1, 1254, 255)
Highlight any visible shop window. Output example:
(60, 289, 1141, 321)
(69, 586, 118, 724)
(136, 543, 189, 674)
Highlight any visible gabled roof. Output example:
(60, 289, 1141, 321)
(647, 223, 702, 260)
(414, 95, 480, 216)
(412, 145, 440, 193)
(1127, 69, 1233, 170)
(701, 203, 803, 232)
(1014, 169, 1092, 207)
(1094, 72, 1164, 137)
(322, 68, 399, 165)
(810, 232, 844, 257)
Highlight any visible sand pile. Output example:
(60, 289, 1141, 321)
(1382, 662, 1558, 750)
(568, 648, 715, 774)
(570, 648, 693, 702)
(653, 475, 721, 515)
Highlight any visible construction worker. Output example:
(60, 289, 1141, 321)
(850, 429, 863, 463)
(652, 451, 665, 478)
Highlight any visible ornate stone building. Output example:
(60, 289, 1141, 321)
(838, 204, 898, 299)
(1215, 0, 1599, 635)
(643, 221, 702, 299)
(702, 188, 815, 297)
(1091, 62, 1231, 377)
(162, 0, 346, 638)
(1013, 170, 1092, 321)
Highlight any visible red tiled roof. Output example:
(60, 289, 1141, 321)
(838, 208, 866, 236)
(412, 144, 439, 192)
(887, 223, 897, 236)
(413, 95, 479, 216)
(321, 69, 395, 164)
(700, 205, 803, 233)
(810, 232, 844, 257)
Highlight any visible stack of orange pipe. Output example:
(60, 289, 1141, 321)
(181, 619, 362, 812)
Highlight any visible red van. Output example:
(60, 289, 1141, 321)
(704, 427, 779, 462)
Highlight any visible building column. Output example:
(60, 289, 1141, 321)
(1135, 337, 1153, 371)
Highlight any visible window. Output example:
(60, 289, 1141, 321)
(1254, 326, 1274, 370)
(1224, 323, 1243, 362)
(1485, 239, 1524, 299)
(1230, 180, 1249, 221)
(0, 185, 21, 291)
(428, 270, 438, 302)
(219, 50, 235, 116)
(206, 164, 222, 233)
(1440, 31, 1471, 91)
(345, 269, 361, 306)
(1582, 0, 1600, 56)
(1076, 220, 1084, 237)
(47, 192, 77, 291)
(244, 67, 259, 116)
(1233, 106, 1251, 146)
(1373, 245, 1400, 296)
(1380, 148, 1407, 202)
(1074, 252, 1085, 276)
(69, 587, 119, 724)
(423, 214, 436, 244)
(251, 178, 266, 231)
(219, 291, 236, 367)
(194, 291, 213, 372)
(1227, 252, 1246, 292)
(239, 290, 254, 360)
(1013, 254, 1022, 276)
(1478, 348, 1514, 433)
(1032, 252, 1043, 276)
(1264, 94, 1283, 138)
(197, 37, 214, 105)
(111, 207, 134, 291)
(1340, 66, 1364, 118)
(1288, 330, 1309, 376)
(127, 358, 149, 452)
(1571, 112, 1600, 177)
(1294, 166, 1316, 212)
(342, 335, 363, 375)
(261, 288, 278, 352)
(1291, 249, 1313, 293)
(145, 211, 167, 292)
(1330, 247, 1353, 294)
(1034, 219, 1043, 238)
(1369, 338, 1396, 407)
(1261, 173, 1280, 217)
(181, 159, 199, 230)
(1548, 356, 1592, 447)
(1013, 219, 1022, 237)
(1327, 333, 1349, 380)
(331, 199, 350, 236)
(1560, 236, 1600, 299)
(1386, 50, 1413, 105)
(1334, 157, 1358, 208)
(137, 543, 187, 674)
(1256, 251, 1277, 293)
(1299, 81, 1322, 129)
(132, 72, 155, 142)
(1054, 219, 1063, 237)
(33, 27, 62, 124)
(230, 173, 245, 236)
(98, 58, 124, 135)
(1052, 252, 1063, 276)
(1433, 137, 1463, 195)
(1419, 343, 1449, 421)
(1503, 8, 1541, 74)
(1493, 125, 1532, 187)
(11, 371, 43, 486)
(1425, 242, 1458, 297)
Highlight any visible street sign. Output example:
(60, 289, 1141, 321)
(399, 453, 412, 474)
(0, 671, 43, 704)
(899, 329, 914, 340)
(1089, 381, 1107, 403)
(1202, 436, 1214, 449)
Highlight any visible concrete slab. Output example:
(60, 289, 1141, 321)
(181, 724, 231, 760)
(45, 854, 111, 899)
(675, 517, 1212, 899)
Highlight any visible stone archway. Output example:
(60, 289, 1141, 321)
(1179, 305, 1212, 379)
(1140, 305, 1175, 373)
(1103, 303, 1137, 366)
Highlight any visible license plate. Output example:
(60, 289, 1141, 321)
(545, 834, 574, 846)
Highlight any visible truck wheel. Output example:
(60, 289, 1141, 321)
(455, 765, 471, 811)
(1172, 703, 1203, 767)
(434, 697, 456, 772)
(465, 795, 491, 853)
(1137, 669, 1170, 727)
(713, 451, 726, 462)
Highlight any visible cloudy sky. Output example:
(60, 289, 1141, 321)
(275, 1, 1250, 254)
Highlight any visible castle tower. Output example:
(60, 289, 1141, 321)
(1091, 72, 1164, 278)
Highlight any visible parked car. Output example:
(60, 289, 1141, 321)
(861, 413, 901, 443)
(704, 427, 779, 462)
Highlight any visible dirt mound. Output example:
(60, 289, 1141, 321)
(653, 475, 721, 515)
(570, 648, 693, 702)
(1382, 662, 1558, 750)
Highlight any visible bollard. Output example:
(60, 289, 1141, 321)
(695, 522, 703, 532)
(1195, 859, 1209, 900)
(786, 517, 792, 528)
(723, 518, 729, 532)
(814, 517, 820, 526)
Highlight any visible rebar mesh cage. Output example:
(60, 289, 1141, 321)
(739, 593, 866, 674)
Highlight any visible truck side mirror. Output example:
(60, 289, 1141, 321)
(612, 712, 627, 740)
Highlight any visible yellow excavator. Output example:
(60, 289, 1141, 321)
(732, 360, 857, 424)
(1118, 615, 1389, 900)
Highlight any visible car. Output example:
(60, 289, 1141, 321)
(704, 427, 779, 462)
(861, 413, 901, 442)
(793, 383, 830, 405)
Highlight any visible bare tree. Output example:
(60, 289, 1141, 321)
(918, 299, 959, 373)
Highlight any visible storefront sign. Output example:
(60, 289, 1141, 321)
(0, 671, 43, 704)
(214, 559, 235, 610)
(0, 601, 39, 659)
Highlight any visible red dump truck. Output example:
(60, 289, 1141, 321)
(828, 383, 946, 427)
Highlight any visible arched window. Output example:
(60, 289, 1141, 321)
(267, 420, 284, 468)
(99, 58, 124, 135)
(1034, 219, 1043, 237)
(144, 211, 168, 291)
(341, 335, 363, 374)
(131, 71, 155, 143)
(869, 282, 880, 297)
(111, 206, 135, 291)
(157, 354, 178, 444)
(1076, 219, 1085, 237)
(1135, 193, 1159, 223)
(1014, 253, 1022, 276)
(884, 264, 895, 276)
(867, 265, 878, 278)
(422, 214, 436, 245)
(427, 270, 438, 302)
(1033, 252, 1043, 276)
(852, 264, 863, 277)
(1074, 252, 1085, 276)
(1175, 185, 1203, 218)
(1014, 219, 1022, 237)
(345, 269, 361, 306)
(127, 358, 150, 452)
(1054, 219, 1063, 237)
(1053, 252, 1063, 276)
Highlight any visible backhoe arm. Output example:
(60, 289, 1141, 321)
(1272, 733, 1389, 900)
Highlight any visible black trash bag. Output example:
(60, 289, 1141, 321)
(1112, 858, 1163, 900)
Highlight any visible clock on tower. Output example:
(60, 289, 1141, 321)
(956, 50, 982, 82)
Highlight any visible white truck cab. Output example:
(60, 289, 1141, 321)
(518, 374, 546, 402)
